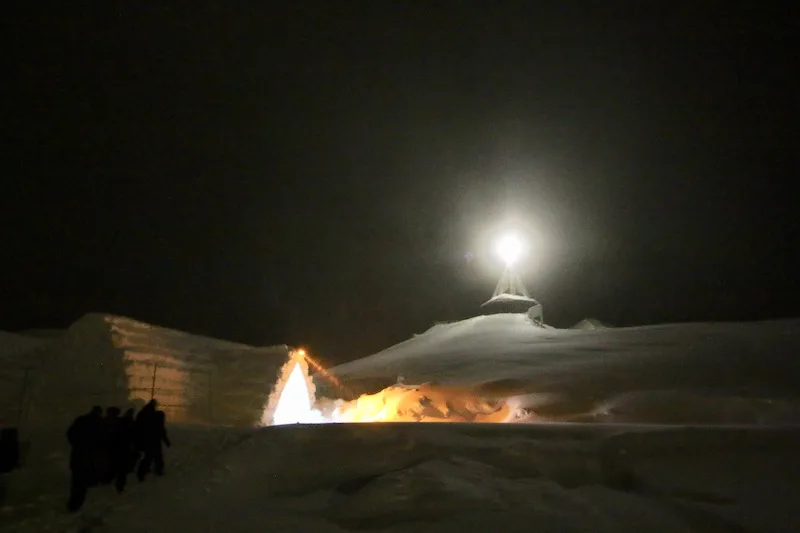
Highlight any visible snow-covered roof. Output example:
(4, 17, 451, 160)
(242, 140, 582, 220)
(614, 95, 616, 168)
(102, 313, 257, 353)
(481, 292, 540, 307)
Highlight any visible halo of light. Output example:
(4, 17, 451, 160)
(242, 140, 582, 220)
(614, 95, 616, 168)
(495, 233, 524, 266)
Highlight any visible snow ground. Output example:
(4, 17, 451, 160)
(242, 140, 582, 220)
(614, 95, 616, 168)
(4, 423, 799, 533)
(1, 425, 254, 531)
(324, 315, 800, 423)
(3, 315, 800, 531)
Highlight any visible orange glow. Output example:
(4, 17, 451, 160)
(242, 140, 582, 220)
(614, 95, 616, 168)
(299, 351, 347, 391)
(267, 347, 515, 425)
(332, 383, 512, 423)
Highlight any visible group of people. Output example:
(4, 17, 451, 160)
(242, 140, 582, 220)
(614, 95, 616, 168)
(67, 399, 171, 512)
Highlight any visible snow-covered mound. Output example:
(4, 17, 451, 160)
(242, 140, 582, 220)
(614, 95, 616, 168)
(322, 315, 800, 423)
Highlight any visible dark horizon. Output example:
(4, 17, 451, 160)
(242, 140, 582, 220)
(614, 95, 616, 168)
(3, 4, 797, 364)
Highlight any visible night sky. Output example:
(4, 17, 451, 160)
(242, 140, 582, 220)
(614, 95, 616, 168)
(3, 4, 797, 364)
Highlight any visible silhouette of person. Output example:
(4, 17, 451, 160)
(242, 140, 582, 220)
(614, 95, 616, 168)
(133, 400, 155, 453)
(136, 401, 171, 481)
(97, 407, 120, 485)
(134, 400, 156, 433)
(103, 406, 134, 493)
(66, 406, 103, 512)
(120, 408, 139, 476)
(1, 428, 20, 506)
(0, 427, 20, 474)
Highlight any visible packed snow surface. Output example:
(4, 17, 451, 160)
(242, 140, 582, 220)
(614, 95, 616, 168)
(3, 316, 800, 532)
(4, 423, 799, 533)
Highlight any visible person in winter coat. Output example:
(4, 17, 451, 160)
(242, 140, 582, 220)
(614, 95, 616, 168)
(97, 407, 121, 485)
(104, 406, 137, 493)
(135, 401, 171, 481)
(120, 408, 139, 476)
(66, 406, 103, 512)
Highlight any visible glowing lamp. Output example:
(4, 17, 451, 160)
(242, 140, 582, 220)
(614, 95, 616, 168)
(495, 234, 524, 267)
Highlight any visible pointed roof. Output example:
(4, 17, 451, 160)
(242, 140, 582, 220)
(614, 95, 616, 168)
(491, 266, 530, 299)
(481, 267, 539, 309)
(481, 292, 540, 308)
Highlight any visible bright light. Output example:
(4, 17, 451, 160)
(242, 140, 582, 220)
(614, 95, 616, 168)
(271, 362, 326, 425)
(295, 348, 306, 357)
(495, 233, 524, 266)
(332, 383, 513, 423)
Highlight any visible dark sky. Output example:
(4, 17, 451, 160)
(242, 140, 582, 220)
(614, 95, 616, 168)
(3, 3, 797, 364)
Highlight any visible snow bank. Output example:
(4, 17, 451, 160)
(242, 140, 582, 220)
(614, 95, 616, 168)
(26, 422, 797, 533)
(579, 390, 800, 424)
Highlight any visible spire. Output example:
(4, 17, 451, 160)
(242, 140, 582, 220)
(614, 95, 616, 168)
(482, 264, 543, 323)
(481, 231, 544, 323)
(492, 266, 530, 298)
